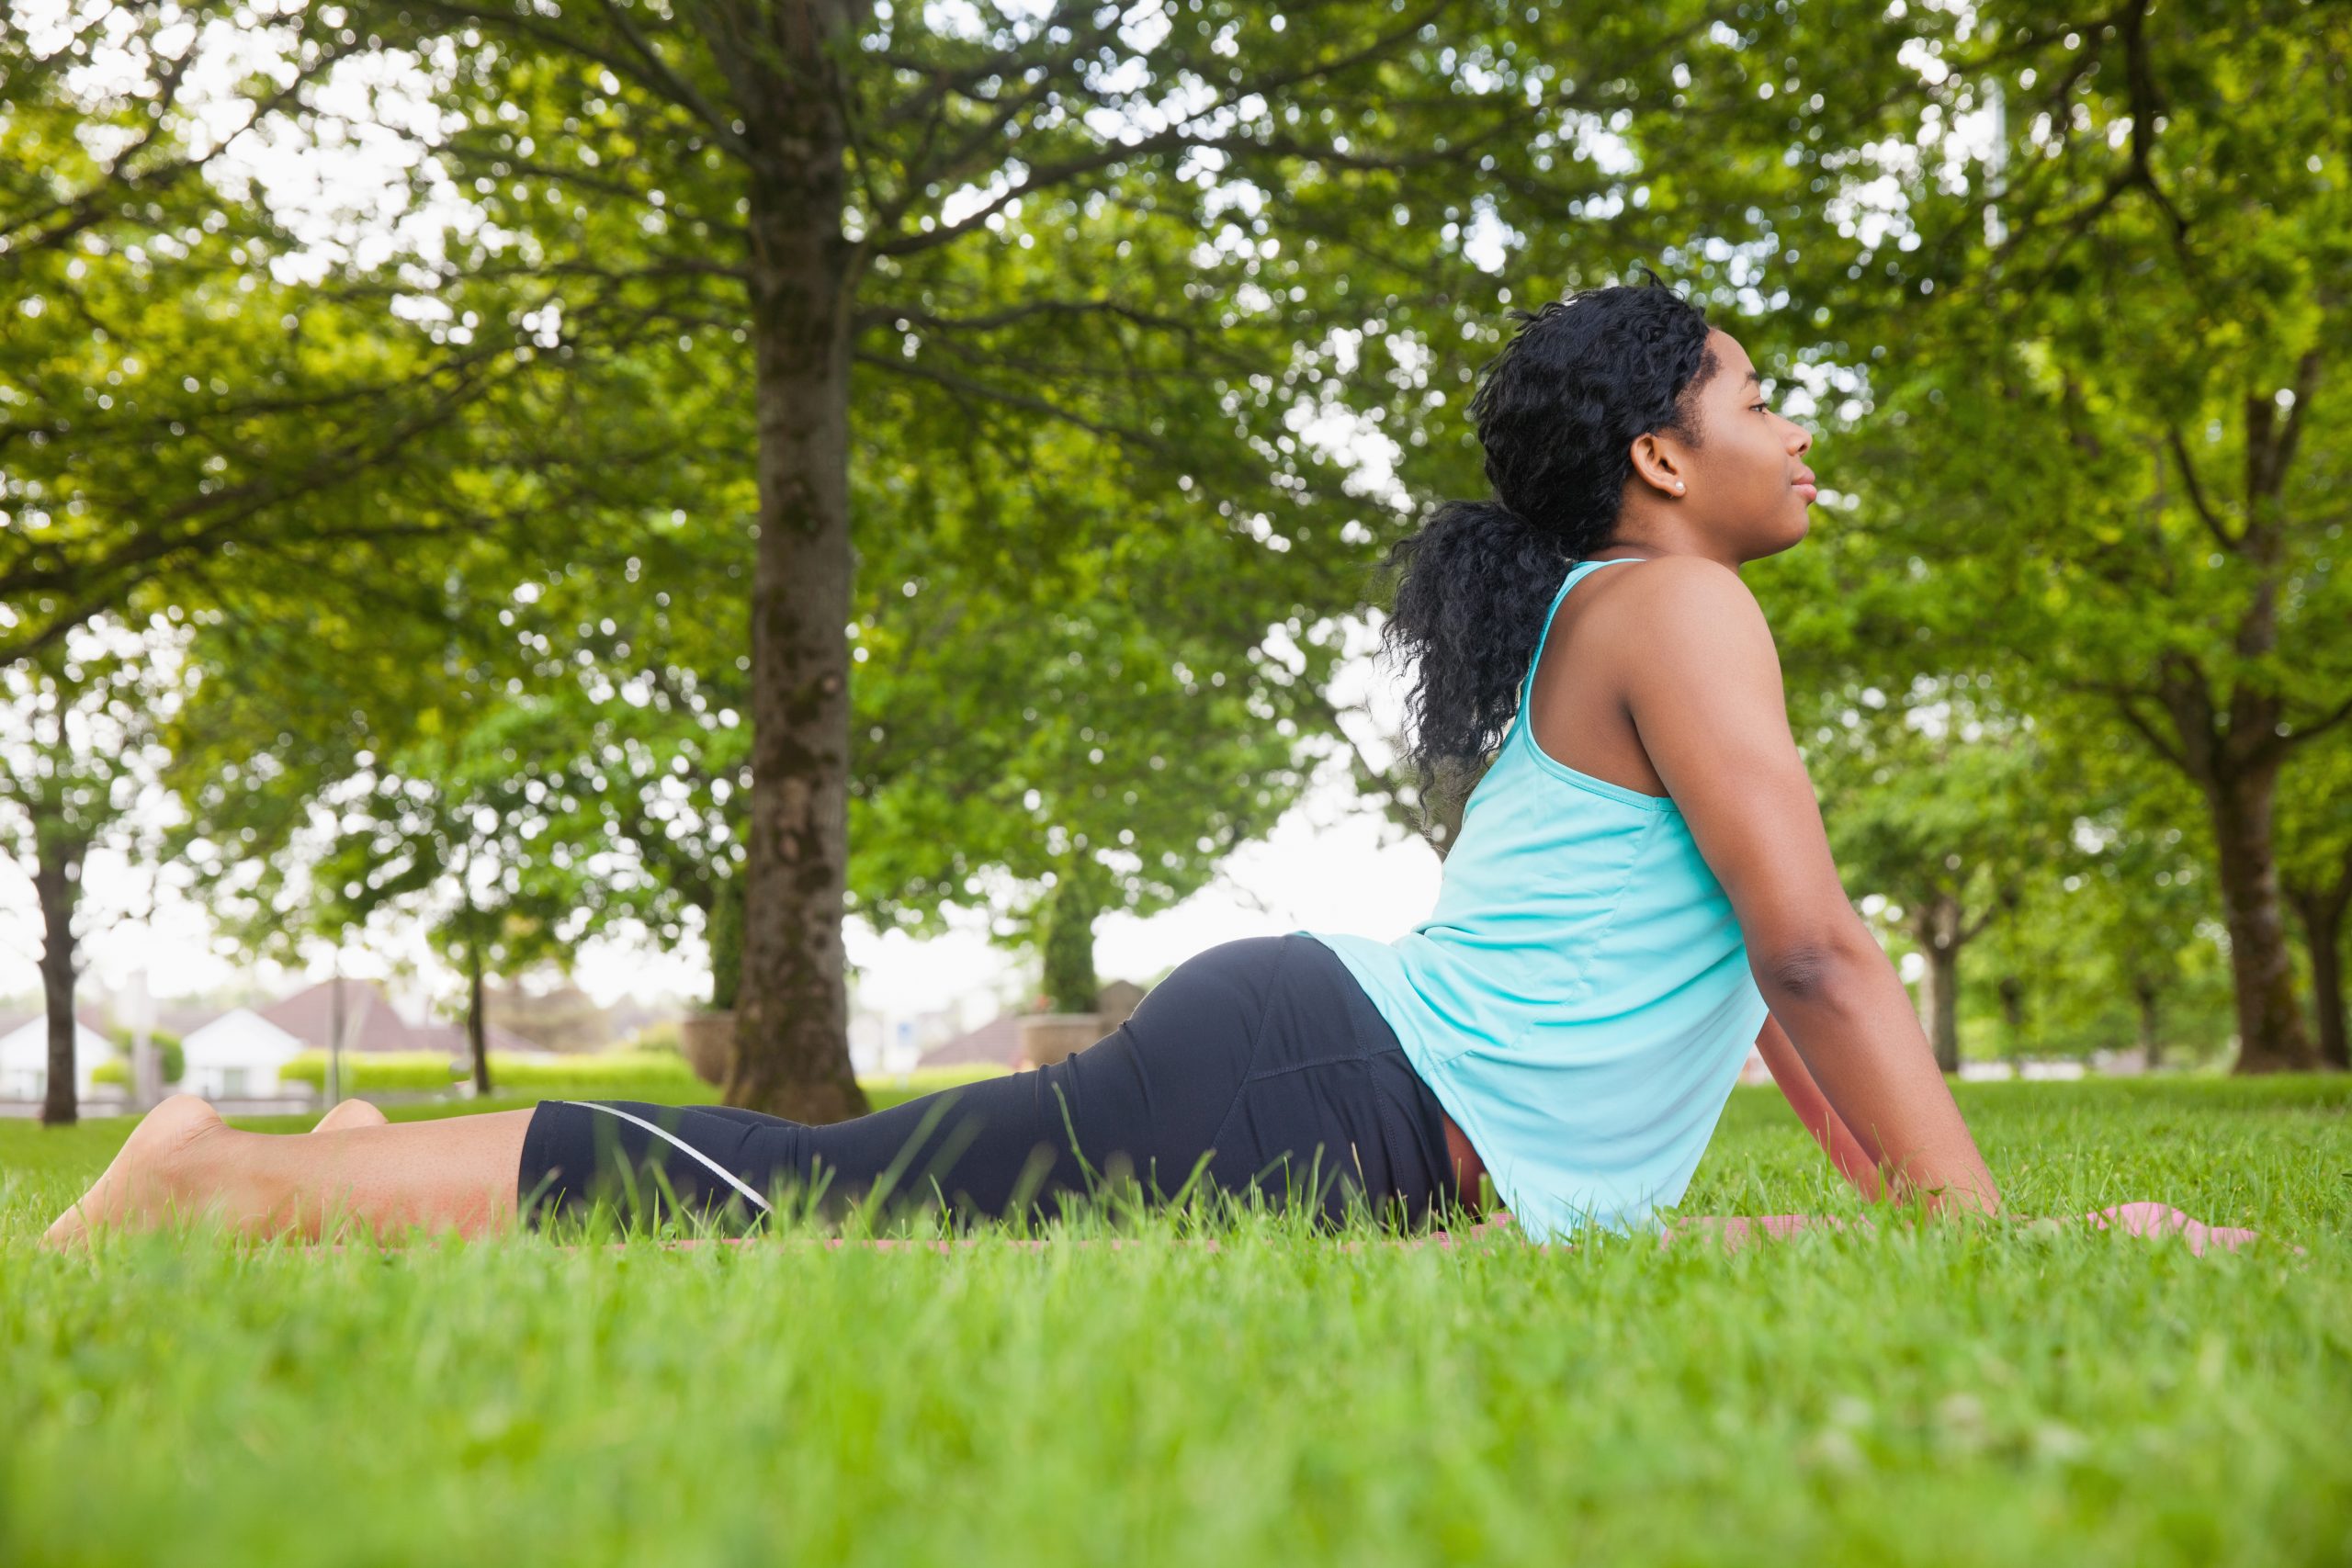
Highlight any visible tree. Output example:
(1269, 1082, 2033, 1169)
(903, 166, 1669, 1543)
(161, 531, 674, 1094)
(1804, 678, 2060, 1072)
(839, 448, 1339, 1020)
(1768, 0, 2352, 1072)
(2278, 733, 2352, 1069)
(0, 2, 550, 665)
(0, 622, 175, 1124)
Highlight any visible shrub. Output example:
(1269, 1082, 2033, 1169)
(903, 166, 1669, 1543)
(273, 1048, 711, 1099)
(492, 1051, 706, 1098)
(88, 1043, 181, 1090)
(277, 1051, 465, 1092)
(96, 1049, 1012, 1105)
(628, 1021, 684, 1056)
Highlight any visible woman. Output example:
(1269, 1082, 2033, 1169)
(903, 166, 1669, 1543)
(44, 276, 1996, 1252)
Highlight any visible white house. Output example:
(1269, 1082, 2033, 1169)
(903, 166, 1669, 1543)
(181, 1008, 309, 1100)
(0, 1016, 115, 1101)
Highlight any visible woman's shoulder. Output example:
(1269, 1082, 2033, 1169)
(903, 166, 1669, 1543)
(1583, 555, 1775, 654)
(1611, 553, 1758, 601)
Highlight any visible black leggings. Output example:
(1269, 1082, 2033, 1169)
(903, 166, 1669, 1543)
(515, 934, 1464, 1235)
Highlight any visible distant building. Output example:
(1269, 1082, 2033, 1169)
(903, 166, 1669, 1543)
(261, 979, 420, 1055)
(481, 979, 614, 1053)
(917, 979, 1152, 1072)
(180, 1009, 308, 1100)
(917, 1013, 1026, 1071)
(0, 1012, 114, 1101)
(410, 1020, 547, 1062)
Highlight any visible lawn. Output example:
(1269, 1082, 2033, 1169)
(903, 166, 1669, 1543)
(3, 1077, 2347, 1567)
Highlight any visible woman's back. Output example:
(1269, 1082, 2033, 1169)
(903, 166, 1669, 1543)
(1298, 558, 1770, 1242)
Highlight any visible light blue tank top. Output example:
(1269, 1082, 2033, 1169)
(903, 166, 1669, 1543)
(1296, 557, 1770, 1241)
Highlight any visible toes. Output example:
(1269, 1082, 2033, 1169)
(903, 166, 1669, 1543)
(40, 1205, 88, 1252)
(40, 1094, 226, 1247)
(311, 1099, 389, 1134)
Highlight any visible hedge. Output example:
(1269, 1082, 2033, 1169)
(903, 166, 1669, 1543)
(243, 1051, 1012, 1104)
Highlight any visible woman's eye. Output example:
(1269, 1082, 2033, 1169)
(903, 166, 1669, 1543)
(1752, 402, 1770, 412)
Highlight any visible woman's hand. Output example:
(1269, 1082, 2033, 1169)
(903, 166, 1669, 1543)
(2047, 1202, 2263, 1257)
(1667, 1202, 2269, 1257)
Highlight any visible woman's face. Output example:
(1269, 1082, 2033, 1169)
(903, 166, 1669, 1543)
(1674, 329, 1816, 557)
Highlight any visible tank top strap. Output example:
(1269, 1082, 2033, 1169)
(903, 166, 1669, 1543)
(1518, 557, 1648, 705)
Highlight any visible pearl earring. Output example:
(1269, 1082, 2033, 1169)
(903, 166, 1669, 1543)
(1673, 481, 1684, 492)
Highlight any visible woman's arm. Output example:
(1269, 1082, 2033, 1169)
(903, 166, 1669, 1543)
(1615, 558, 1999, 1217)
(1753, 1011, 1883, 1199)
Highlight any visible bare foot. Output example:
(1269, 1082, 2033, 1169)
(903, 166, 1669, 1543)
(311, 1099, 389, 1134)
(41, 1093, 228, 1251)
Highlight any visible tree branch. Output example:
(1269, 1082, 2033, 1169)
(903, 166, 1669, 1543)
(2107, 688, 2192, 773)
(2163, 422, 2236, 549)
(852, 348, 1179, 457)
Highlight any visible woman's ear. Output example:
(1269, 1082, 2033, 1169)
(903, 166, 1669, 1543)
(1627, 431, 1686, 497)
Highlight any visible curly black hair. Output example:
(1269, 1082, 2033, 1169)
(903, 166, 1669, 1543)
(1373, 273, 1718, 843)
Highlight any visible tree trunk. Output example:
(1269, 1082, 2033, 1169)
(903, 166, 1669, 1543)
(1997, 973, 2026, 1055)
(724, 0, 869, 1122)
(2133, 976, 2162, 1066)
(1041, 874, 1102, 1015)
(2286, 862, 2350, 1072)
(707, 873, 745, 1012)
(468, 945, 492, 1098)
(1912, 892, 1962, 1075)
(2204, 765, 2319, 1073)
(32, 828, 86, 1127)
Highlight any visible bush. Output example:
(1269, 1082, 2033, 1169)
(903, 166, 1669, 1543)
(627, 1021, 684, 1056)
(493, 1051, 707, 1098)
(276, 1051, 465, 1092)
(270, 1048, 716, 1099)
(89, 1034, 182, 1088)
(96, 1049, 1012, 1105)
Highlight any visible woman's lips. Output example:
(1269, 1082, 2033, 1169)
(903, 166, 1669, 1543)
(1793, 482, 1817, 504)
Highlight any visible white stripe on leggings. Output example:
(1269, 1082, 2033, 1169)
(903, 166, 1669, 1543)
(552, 1100, 775, 1214)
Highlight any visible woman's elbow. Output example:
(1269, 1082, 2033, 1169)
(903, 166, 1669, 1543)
(1751, 922, 1882, 1007)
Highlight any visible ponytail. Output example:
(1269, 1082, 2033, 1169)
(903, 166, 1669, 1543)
(1371, 276, 1716, 844)
(1372, 500, 1572, 844)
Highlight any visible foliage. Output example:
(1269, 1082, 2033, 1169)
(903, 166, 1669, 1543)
(271, 1048, 694, 1098)
(289, 0, 1992, 1113)
(0, 624, 175, 892)
(625, 1021, 684, 1057)
(89, 1031, 183, 1087)
(1761, 0, 2352, 1069)
(0, 2, 574, 665)
(12, 0, 2349, 1098)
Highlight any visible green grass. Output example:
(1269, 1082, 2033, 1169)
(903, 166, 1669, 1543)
(3, 1078, 2347, 1567)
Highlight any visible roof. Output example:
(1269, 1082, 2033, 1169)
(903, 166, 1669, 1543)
(917, 1012, 1027, 1069)
(409, 1020, 542, 1060)
(0, 1016, 114, 1065)
(182, 1009, 308, 1063)
(260, 980, 419, 1054)
(0, 1004, 110, 1039)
